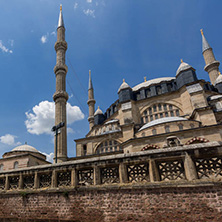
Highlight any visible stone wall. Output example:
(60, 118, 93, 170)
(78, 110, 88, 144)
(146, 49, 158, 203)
(0, 183, 222, 222)
(1, 142, 222, 221)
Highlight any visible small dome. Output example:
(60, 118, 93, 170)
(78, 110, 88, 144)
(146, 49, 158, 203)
(215, 74, 222, 85)
(94, 106, 103, 115)
(12, 144, 39, 153)
(176, 61, 193, 76)
(118, 79, 131, 93)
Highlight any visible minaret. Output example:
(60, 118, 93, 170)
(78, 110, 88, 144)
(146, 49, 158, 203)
(53, 5, 68, 163)
(201, 29, 220, 85)
(87, 70, 95, 130)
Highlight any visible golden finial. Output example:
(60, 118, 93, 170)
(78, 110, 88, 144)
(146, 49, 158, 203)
(200, 29, 203, 35)
(123, 79, 125, 83)
(89, 70, 91, 75)
(144, 77, 147, 82)
(98, 106, 100, 109)
(181, 59, 183, 63)
(60, 4, 62, 11)
(219, 71, 221, 75)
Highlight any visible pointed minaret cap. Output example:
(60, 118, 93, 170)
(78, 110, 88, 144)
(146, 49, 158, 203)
(118, 79, 131, 93)
(215, 72, 222, 85)
(201, 29, 211, 53)
(176, 59, 194, 76)
(88, 70, 93, 90)
(94, 106, 103, 115)
(58, 4, 65, 28)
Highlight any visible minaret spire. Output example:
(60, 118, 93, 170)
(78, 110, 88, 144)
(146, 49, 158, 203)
(53, 5, 68, 163)
(87, 70, 96, 130)
(58, 4, 64, 28)
(201, 29, 211, 53)
(201, 29, 220, 85)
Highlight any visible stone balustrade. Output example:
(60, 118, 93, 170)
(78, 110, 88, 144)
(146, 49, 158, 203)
(0, 141, 222, 192)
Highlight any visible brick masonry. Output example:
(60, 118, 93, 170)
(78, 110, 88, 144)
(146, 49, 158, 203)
(0, 184, 222, 222)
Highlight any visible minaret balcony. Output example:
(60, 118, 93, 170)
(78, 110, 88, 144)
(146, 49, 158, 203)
(54, 64, 68, 74)
(204, 60, 220, 72)
(54, 41, 67, 51)
(53, 91, 69, 101)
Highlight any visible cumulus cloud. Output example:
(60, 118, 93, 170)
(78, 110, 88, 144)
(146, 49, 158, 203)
(0, 134, 21, 146)
(40, 35, 48, 44)
(83, 9, 95, 18)
(74, 2, 78, 9)
(25, 100, 84, 135)
(0, 40, 13, 53)
(87, 0, 92, 3)
(41, 152, 54, 163)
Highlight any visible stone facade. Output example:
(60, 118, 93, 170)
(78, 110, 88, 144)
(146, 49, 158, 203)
(0, 144, 49, 172)
(74, 30, 222, 160)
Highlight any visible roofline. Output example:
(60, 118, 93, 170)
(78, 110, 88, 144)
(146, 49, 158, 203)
(0, 153, 51, 164)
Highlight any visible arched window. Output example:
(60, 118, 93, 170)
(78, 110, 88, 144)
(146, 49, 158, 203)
(14, 161, 18, 169)
(152, 129, 157, 135)
(141, 103, 182, 124)
(178, 124, 183, 130)
(83, 145, 87, 156)
(153, 105, 157, 112)
(165, 126, 170, 133)
(176, 110, 180, 116)
(0, 164, 3, 171)
(96, 140, 121, 154)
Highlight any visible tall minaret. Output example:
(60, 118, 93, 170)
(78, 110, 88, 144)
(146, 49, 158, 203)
(53, 5, 68, 163)
(201, 29, 220, 85)
(87, 70, 95, 130)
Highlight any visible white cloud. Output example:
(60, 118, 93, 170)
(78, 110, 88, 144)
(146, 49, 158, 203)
(0, 40, 13, 54)
(41, 152, 54, 163)
(74, 2, 78, 9)
(0, 134, 21, 146)
(8, 39, 14, 47)
(87, 0, 92, 3)
(67, 127, 75, 134)
(25, 100, 84, 135)
(51, 31, 56, 36)
(40, 35, 47, 44)
(83, 9, 95, 18)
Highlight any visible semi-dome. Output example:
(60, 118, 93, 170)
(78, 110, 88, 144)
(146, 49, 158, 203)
(176, 61, 193, 76)
(132, 77, 175, 92)
(11, 144, 39, 153)
(139, 117, 189, 131)
(118, 79, 131, 93)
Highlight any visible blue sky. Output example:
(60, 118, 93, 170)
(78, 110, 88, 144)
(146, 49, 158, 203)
(0, 0, 221, 161)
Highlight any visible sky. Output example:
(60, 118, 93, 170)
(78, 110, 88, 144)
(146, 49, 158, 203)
(0, 0, 221, 162)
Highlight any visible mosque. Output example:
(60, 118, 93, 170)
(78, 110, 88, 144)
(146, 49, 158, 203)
(75, 30, 222, 157)
(0, 6, 222, 170)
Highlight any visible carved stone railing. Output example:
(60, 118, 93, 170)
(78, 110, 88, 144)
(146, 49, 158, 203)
(0, 141, 222, 192)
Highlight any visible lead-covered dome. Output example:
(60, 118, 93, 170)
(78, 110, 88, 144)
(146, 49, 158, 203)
(11, 144, 39, 153)
(176, 61, 193, 76)
(118, 79, 131, 93)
